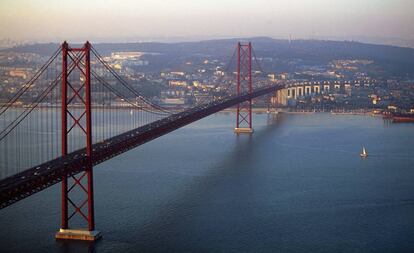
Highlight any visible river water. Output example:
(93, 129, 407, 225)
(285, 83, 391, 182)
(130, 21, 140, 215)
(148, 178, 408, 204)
(1, 112, 414, 252)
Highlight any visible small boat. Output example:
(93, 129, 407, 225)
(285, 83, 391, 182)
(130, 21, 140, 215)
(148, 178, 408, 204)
(392, 113, 414, 123)
(360, 146, 368, 158)
(130, 109, 133, 115)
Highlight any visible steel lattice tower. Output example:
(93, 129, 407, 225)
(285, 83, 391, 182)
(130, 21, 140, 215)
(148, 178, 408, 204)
(234, 42, 254, 134)
(55, 41, 101, 241)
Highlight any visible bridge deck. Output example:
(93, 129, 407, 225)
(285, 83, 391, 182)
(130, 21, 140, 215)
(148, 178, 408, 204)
(0, 85, 281, 209)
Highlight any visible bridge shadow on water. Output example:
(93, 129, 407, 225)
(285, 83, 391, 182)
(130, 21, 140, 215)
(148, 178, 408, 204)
(55, 114, 286, 253)
(55, 114, 287, 253)
(37, 112, 414, 253)
(93, 113, 284, 252)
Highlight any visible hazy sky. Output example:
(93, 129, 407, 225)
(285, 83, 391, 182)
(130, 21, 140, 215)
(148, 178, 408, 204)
(1, 0, 413, 44)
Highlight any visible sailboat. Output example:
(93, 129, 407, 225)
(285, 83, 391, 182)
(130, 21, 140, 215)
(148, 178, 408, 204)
(360, 146, 368, 158)
(130, 109, 133, 116)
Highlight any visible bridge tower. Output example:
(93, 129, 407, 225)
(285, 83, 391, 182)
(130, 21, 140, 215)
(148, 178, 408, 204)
(55, 42, 101, 241)
(234, 42, 254, 134)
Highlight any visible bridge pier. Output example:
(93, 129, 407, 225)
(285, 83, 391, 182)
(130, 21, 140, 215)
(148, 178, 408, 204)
(296, 86, 303, 97)
(56, 229, 101, 241)
(234, 42, 254, 134)
(55, 41, 101, 241)
(234, 127, 254, 133)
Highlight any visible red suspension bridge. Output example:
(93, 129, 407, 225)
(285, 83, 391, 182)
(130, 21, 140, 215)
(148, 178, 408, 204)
(0, 41, 282, 240)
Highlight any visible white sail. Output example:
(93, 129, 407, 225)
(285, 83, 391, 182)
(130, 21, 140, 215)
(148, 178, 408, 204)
(360, 146, 368, 157)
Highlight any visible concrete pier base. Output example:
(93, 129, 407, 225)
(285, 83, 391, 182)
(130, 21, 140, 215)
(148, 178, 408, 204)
(55, 229, 102, 241)
(234, 127, 254, 134)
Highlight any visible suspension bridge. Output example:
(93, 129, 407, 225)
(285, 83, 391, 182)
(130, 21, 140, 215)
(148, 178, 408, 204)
(0, 41, 282, 240)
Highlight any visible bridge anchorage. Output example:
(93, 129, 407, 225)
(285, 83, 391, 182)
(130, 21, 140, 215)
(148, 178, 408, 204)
(54, 42, 101, 241)
(234, 42, 254, 134)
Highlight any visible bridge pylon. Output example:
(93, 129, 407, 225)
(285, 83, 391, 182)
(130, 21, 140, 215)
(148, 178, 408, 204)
(234, 42, 254, 134)
(55, 41, 101, 241)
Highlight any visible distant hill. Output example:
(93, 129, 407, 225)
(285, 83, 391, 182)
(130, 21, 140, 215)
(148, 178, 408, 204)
(4, 37, 414, 77)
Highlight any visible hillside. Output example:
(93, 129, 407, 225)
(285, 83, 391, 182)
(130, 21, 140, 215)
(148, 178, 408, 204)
(4, 37, 414, 77)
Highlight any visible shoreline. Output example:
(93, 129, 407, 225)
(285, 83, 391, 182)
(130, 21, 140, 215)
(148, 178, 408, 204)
(1, 104, 380, 116)
(219, 108, 376, 115)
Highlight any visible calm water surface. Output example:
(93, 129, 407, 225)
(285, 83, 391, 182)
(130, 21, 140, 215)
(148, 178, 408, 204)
(1, 113, 414, 252)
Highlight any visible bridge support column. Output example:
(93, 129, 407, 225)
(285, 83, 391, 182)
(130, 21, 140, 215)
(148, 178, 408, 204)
(55, 41, 101, 241)
(234, 42, 253, 134)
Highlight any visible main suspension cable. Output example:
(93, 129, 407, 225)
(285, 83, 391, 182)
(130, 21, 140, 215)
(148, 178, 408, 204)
(90, 46, 172, 114)
(0, 47, 61, 116)
(92, 70, 170, 116)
